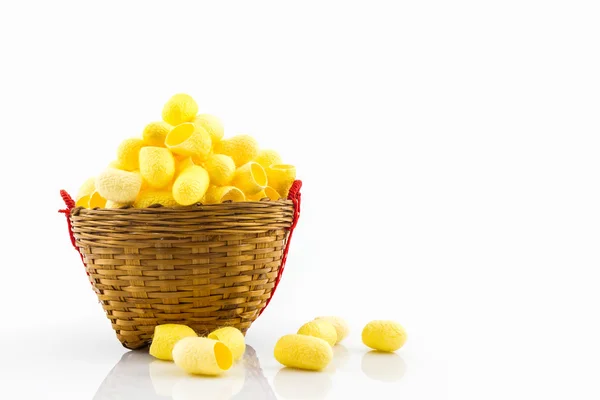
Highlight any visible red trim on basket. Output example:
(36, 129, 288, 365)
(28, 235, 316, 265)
(58, 190, 90, 282)
(258, 179, 302, 317)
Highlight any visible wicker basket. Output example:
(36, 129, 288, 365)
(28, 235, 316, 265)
(59, 181, 302, 349)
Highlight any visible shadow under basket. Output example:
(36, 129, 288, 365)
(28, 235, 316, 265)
(59, 181, 302, 350)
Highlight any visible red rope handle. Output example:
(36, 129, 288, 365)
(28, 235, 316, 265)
(258, 180, 302, 316)
(59, 190, 91, 282)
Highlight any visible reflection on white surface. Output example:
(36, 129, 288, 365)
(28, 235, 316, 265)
(361, 351, 407, 383)
(273, 368, 332, 400)
(331, 344, 350, 370)
(93, 345, 276, 399)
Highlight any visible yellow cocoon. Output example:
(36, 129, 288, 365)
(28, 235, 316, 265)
(315, 316, 349, 344)
(88, 191, 107, 209)
(194, 114, 224, 144)
(116, 138, 145, 171)
(247, 186, 281, 201)
(96, 167, 142, 204)
(208, 326, 246, 361)
(274, 334, 333, 371)
(174, 156, 195, 175)
(203, 186, 245, 204)
(214, 134, 259, 167)
(76, 177, 96, 200)
(254, 149, 282, 169)
(298, 320, 337, 347)
(139, 147, 175, 189)
(149, 324, 198, 361)
(362, 320, 407, 352)
(231, 162, 267, 195)
(267, 164, 296, 197)
(203, 154, 236, 186)
(134, 190, 178, 208)
(143, 121, 171, 147)
(172, 337, 233, 376)
(105, 200, 128, 208)
(162, 93, 198, 126)
(172, 165, 210, 206)
(75, 195, 90, 208)
(166, 122, 212, 162)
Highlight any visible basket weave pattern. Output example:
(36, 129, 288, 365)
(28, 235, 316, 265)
(65, 190, 299, 350)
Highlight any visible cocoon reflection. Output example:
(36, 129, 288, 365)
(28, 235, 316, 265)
(194, 114, 224, 144)
(162, 93, 198, 126)
(314, 316, 349, 344)
(143, 121, 171, 146)
(116, 138, 145, 171)
(254, 149, 282, 169)
(274, 334, 333, 371)
(166, 122, 212, 162)
(171, 364, 245, 400)
(172, 165, 210, 206)
(361, 320, 407, 352)
(298, 320, 337, 347)
(203, 186, 245, 204)
(172, 337, 233, 376)
(203, 154, 235, 186)
(96, 167, 142, 204)
(231, 162, 267, 195)
(267, 164, 296, 197)
(149, 324, 197, 361)
(208, 326, 246, 361)
(134, 190, 178, 208)
(139, 147, 175, 189)
(214, 134, 259, 167)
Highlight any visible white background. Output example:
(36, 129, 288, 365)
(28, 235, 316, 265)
(1, 1, 600, 399)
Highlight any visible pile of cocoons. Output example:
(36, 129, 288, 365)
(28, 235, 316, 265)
(74, 93, 296, 209)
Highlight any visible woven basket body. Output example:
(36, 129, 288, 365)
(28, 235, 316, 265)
(66, 196, 298, 350)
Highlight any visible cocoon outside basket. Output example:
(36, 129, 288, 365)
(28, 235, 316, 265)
(172, 337, 233, 376)
(162, 93, 198, 126)
(214, 134, 259, 167)
(362, 320, 407, 352)
(166, 122, 212, 162)
(254, 149, 282, 169)
(274, 334, 333, 371)
(149, 324, 198, 361)
(208, 326, 246, 361)
(143, 121, 171, 147)
(231, 162, 267, 196)
(203, 154, 236, 186)
(134, 190, 178, 208)
(139, 147, 175, 189)
(314, 316, 349, 344)
(298, 320, 337, 347)
(246, 186, 281, 201)
(203, 186, 245, 204)
(96, 167, 142, 204)
(116, 138, 145, 171)
(267, 164, 296, 198)
(194, 114, 224, 144)
(172, 165, 210, 206)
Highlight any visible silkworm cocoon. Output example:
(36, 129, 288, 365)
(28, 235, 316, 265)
(274, 334, 333, 371)
(231, 162, 267, 195)
(162, 93, 198, 126)
(203, 154, 235, 186)
(266, 164, 296, 197)
(88, 191, 107, 209)
(245, 186, 281, 201)
(96, 167, 142, 203)
(194, 114, 224, 144)
(174, 155, 195, 175)
(214, 135, 259, 167)
(139, 146, 176, 189)
(208, 326, 246, 361)
(298, 320, 337, 347)
(134, 190, 178, 208)
(149, 324, 198, 361)
(116, 138, 145, 171)
(203, 186, 245, 204)
(172, 337, 233, 376)
(314, 316, 349, 344)
(76, 177, 96, 200)
(362, 320, 407, 352)
(172, 165, 210, 206)
(254, 149, 282, 169)
(105, 200, 128, 208)
(143, 121, 171, 146)
(166, 122, 212, 161)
